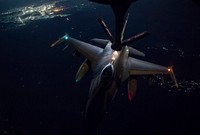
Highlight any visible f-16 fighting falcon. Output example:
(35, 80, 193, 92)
(51, 0, 178, 134)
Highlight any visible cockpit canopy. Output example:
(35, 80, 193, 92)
(98, 64, 114, 89)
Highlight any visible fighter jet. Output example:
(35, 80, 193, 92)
(51, 0, 178, 134)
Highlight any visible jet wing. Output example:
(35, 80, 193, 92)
(66, 37, 103, 62)
(91, 38, 110, 47)
(51, 36, 103, 61)
(127, 57, 169, 75)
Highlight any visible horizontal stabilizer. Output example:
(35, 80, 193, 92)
(91, 38, 110, 47)
(128, 46, 145, 57)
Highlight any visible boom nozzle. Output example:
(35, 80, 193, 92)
(90, 0, 138, 51)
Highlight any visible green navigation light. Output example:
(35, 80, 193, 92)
(64, 35, 69, 40)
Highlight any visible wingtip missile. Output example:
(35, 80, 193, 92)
(167, 66, 179, 88)
(50, 34, 69, 47)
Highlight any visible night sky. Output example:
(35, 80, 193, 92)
(0, 0, 200, 135)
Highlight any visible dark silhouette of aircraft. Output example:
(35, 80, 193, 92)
(51, 0, 178, 134)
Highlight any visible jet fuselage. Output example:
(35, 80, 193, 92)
(85, 42, 130, 133)
(87, 42, 129, 113)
